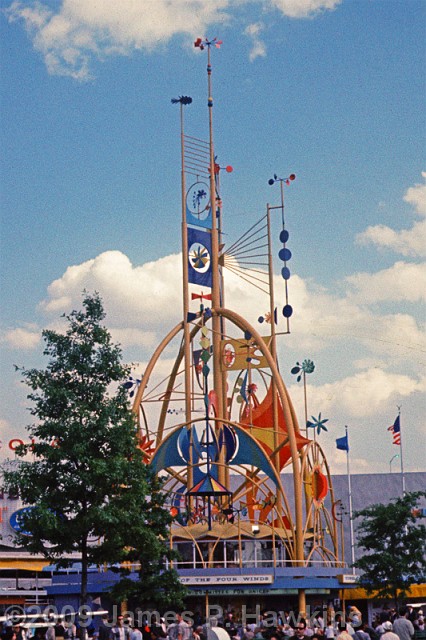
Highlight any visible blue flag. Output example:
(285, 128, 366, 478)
(336, 434, 349, 451)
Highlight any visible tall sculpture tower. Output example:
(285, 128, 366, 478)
(131, 40, 342, 614)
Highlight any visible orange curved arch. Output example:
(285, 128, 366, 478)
(130, 305, 304, 563)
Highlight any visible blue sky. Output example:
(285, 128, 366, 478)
(0, 0, 425, 475)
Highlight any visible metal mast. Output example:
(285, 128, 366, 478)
(195, 37, 226, 486)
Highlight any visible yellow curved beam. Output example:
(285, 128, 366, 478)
(132, 306, 305, 565)
(213, 307, 304, 565)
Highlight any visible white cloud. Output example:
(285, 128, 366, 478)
(325, 449, 369, 475)
(356, 172, 426, 258)
(288, 370, 426, 474)
(110, 328, 158, 349)
(269, 0, 342, 18)
(1, 325, 41, 349)
(5, 0, 229, 80)
(276, 275, 425, 360)
(39, 250, 184, 344)
(6, 0, 342, 79)
(370, 313, 426, 356)
(244, 23, 267, 62)
(345, 261, 426, 304)
(4, 247, 425, 473)
(352, 357, 388, 371)
(404, 171, 426, 215)
(33, 249, 425, 370)
(291, 368, 426, 418)
(356, 220, 426, 258)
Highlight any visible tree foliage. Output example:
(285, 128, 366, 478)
(2, 293, 186, 609)
(354, 491, 426, 605)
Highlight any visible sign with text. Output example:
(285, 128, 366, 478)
(337, 574, 359, 584)
(187, 588, 331, 596)
(180, 574, 273, 586)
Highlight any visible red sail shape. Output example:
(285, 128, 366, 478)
(311, 465, 329, 505)
(240, 383, 310, 470)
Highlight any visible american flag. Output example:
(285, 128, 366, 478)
(387, 415, 401, 445)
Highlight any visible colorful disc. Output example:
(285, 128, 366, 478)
(189, 242, 211, 273)
(222, 343, 236, 368)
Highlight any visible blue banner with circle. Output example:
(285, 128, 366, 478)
(187, 227, 212, 287)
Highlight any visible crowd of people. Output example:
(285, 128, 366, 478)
(1, 606, 424, 640)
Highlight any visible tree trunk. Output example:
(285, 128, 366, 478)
(81, 535, 88, 606)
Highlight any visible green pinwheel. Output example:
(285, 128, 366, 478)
(291, 359, 315, 382)
(306, 412, 329, 435)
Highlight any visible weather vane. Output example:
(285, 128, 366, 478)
(171, 96, 193, 105)
(194, 37, 223, 51)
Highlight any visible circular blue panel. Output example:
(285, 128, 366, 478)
(283, 304, 293, 318)
(189, 242, 211, 273)
(258, 316, 264, 323)
(281, 266, 291, 280)
(280, 229, 289, 243)
(10, 507, 35, 536)
(186, 181, 211, 220)
(279, 247, 292, 262)
(244, 330, 252, 340)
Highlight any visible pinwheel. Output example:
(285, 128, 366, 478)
(291, 359, 315, 382)
(306, 413, 329, 435)
(122, 375, 142, 398)
(190, 246, 210, 269)
(137, 435, 156, 460)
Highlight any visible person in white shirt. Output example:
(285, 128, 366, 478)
(167, 615, 191, 640)
(380, 622, 399, 640)
(111, 617, 130, 640)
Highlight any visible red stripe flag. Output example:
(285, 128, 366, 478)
(387, 415, 401, 445)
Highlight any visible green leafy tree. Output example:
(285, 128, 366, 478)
(2, 293, 186, 608)
(354, 491, 426, 607)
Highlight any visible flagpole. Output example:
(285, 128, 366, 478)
(397, 406, 406, 495)
(175, 96, 193, 493)
(345, 425, 356, 574)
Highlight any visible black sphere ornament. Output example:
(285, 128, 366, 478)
(283, 304, 293, 318)
(280, 229, 289, 243)
(281, 266, 291, 280)
(279, 247, 292, 262)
